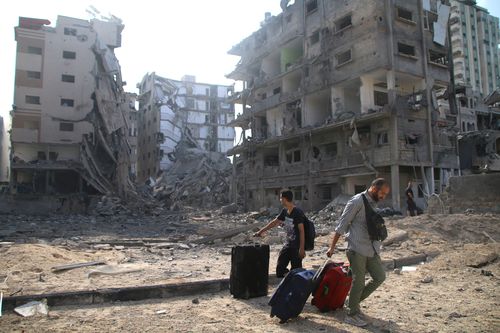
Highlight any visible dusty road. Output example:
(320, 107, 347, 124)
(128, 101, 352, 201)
(0, 212, 499, 332)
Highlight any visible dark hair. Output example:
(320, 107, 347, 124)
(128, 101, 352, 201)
(371, 178, 389, 190)
(280, 189, 293, 202)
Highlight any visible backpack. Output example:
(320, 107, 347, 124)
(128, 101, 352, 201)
(304, 217, 316, 251)
(361, 194, 388, 241)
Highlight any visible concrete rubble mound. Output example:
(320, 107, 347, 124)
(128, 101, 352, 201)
(149, 147, 233, 210)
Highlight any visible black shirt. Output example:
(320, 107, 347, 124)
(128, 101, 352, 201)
(405, 186, 414, 201)
(277, 207, 306, 248)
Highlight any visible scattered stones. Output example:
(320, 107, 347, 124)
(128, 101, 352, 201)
(192, 298, 200, 304)
(448, 312, 466, 319)
(421, 276, 434, 283)
(393, 268, 401, 275)
(480, 270, 493, 277)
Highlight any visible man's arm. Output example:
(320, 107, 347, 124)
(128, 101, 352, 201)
(254, 218, 281, 237)
(326, 232, 341, 257)
(298, 223, 305, 259)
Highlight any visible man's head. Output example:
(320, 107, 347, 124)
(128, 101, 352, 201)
(280, 189, 293, 207)
(368, 178, 390, 202)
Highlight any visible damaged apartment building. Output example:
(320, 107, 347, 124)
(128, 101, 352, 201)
(227, 0, 460, 211)
(136, 74, 235, 182)
(10, 16, 134, 196)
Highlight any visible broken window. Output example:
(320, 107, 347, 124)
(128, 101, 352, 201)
(49, 152, 58, 161)
(186, 98, 195, 109)
(424, 11, 438, 31)
(59, 122, 74, 132)
(64, 27, 77, 36)
(62, 51, 76, 59)
(357, 127, 371, 146)
(312, 146, 320, 159)
(377, 132, 388, 145)
(306, 0, 317, 14)
(27, 71, 41, 79)
(428, 50, 448, 66)
(60, 98, 74, 107)
(398, 42, 415, 57)
(336, 49, 352, 66)
(310, 30, 320, 45)
(27, 46, 42, 55)
(374, 91, 388, 106)
(37, 151, 46, 160)
(336, 15, 352, 31)
(321, 186, 332, 200)
(285, 148, 301, 164)
(323, 142, 338, 157)
(292, 187, 303, 200)
(25, 95, 40, 105)
(61, 74, 75, 83)
(406, 134, 419, 145)
(397, 7, 414, 22)
(273, 87, 281, 95)
(264, 154, 279, 167)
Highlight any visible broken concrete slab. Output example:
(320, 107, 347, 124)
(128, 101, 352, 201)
(51, 261, 106, 273)
(87, 265, 143, 278)
(191, 222, 262, 244)
(14, 301, 48, 317)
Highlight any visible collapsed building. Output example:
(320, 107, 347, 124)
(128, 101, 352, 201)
(10, 16, 134, 197)
(136, 74, 235, 182)
(226, 0, 461, 211)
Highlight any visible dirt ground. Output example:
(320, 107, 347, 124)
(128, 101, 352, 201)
(0, 212, 499, 332)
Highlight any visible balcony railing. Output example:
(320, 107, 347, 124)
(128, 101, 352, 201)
(11, 128, 38, 143)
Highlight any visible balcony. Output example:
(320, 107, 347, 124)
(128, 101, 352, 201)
(251, 93, 281, 114)
(11, 128, 38, 143)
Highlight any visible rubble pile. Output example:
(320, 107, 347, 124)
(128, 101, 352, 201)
(309, 194, 352, 230)
(151, 148, 233, 210)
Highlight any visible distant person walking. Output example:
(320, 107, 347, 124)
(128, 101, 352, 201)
(254, 189, 306, 278)
(326, 178, 390, 327)
(405, 180, 418, 216)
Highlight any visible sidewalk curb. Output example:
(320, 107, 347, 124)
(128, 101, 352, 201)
(2, 253, 427, 311)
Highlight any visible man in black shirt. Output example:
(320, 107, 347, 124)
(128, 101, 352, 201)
(254, 189, 306, 277)
(405, 180, 417, 216)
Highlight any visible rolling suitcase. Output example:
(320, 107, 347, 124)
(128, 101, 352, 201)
(269, 268, 315, 323)
(311, 260, 352, 312)
(230, 244, 269, 299)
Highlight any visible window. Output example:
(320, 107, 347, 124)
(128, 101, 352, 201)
(336, 49, 352, 66)
(61, 74, 75, 83)
(374, 91, 388, 106)
(398, 42, 415, 57)
(324, 142, 338, 157)
(62, 51, 76, 59)
(397, 7, 414, 22)
(429, 50, 448, 66)
(27, 71, 41, 79)
(64, 27, 77, 36)
(306, 0, 317, 14)
(336, 15, 352, 31)
(37, 151, 46, 160)
(59, 122, 74, 132)
(60, 99, 74, 107)
(310, 30, 320, 44)
(25, 95, 40, 105)
(27, 46, 42, 55)
(321, 186, 332, 201)
(49, 152, 58, 161)
(377, 132, 389, 145)
(186, 98, 195, 109)
(273, 87, 281, 95)
(285, 148, 302, 163)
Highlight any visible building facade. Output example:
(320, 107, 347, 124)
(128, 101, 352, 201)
(450, 0, 500, 96)
(0, 116, 9, 184)
(11, 16, 132, 195)
(227, 0, 460, 211)
(136, 73, 235, 182)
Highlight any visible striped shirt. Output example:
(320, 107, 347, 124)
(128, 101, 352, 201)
(334, 190, 381, 257)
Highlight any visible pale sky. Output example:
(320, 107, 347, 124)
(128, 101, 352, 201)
(1, 0, 499, 125)
(0, 0, 283, 123)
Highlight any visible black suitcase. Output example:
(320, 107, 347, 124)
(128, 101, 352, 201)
(230, 244, 270, 299)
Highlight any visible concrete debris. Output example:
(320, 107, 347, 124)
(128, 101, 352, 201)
(87, 265, 143, 278)
(14, 301, 48, 317)
(220, 203, 240, 214)
(51, 261, 106, 273)
(148, 146, 233, 210)
(421, 276, 434, 283)
(191, 222, 262, 244)
(383, 230, 409, 246)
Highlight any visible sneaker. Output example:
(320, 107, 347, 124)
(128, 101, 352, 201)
(344, 313, 368, 327)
